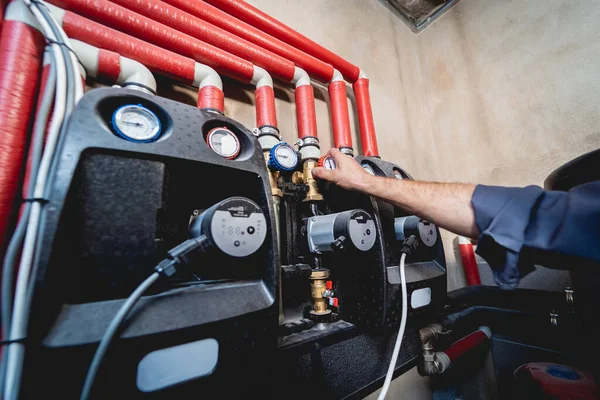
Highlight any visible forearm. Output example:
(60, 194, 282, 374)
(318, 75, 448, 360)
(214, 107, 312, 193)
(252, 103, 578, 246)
(359, 176, 479, 238)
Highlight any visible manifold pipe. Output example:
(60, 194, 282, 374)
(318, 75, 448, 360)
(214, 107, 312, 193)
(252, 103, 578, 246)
(46, 1, 277, 132)
(201, 0, 379, 157)
(108, 0, 318, 141)
(45, 4, 224, 112)
(160, 0, 352, 154)
(70, 40, 156, 93)
(0, 0, 45, 250)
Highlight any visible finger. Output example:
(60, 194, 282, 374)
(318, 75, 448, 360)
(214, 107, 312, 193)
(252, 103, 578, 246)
(312, 167, 335, 182)
(328, 147, 346, 164)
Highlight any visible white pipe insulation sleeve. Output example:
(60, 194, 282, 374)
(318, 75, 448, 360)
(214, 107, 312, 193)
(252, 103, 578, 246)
(330, 68, 344, 83)
(119, 57, 156, 92)
(6, 0, 41, 29)
(292, 67, 311, 88)
(194, 63, 222, 90)
(251, 66, 273, 88)
(70, 40, 100, 77)
(358, 69, 368, 79)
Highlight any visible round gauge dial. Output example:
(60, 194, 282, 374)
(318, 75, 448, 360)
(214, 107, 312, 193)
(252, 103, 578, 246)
(207, 127, 241, 159)
(112, 104, 161, 142)
(269, 142, 298, 171)
(361, 163, 376, 176)
(393, 169, 403, 180)
(318, 155, 336, 170)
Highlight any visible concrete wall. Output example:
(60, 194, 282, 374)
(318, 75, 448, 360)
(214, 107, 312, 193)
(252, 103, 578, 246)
(205, 0, 598, 292)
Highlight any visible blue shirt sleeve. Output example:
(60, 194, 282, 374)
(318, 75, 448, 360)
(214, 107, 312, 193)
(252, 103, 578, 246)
(471, 181, 600, 289)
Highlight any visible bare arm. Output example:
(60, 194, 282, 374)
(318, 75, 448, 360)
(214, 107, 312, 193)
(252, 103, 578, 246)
(312, 149, 479, 238)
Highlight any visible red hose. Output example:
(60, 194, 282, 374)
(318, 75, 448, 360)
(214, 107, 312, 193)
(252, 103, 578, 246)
(458, 236, 481, 286)
(328, 80, 352, 149)
(109, 0, 295, 83)
(198, 85, 225, 113)
(442, 329, 489, 363)
(163, 0, 334, 83)
(353, 78, 379, 157)
(295, 84, 317, 139)
(0, 20, 44, 250)
(255, 85, 277, 129)
(205, 0, 360, 82)
(48, 0, 255, 83)
(97, 48, 120, 83)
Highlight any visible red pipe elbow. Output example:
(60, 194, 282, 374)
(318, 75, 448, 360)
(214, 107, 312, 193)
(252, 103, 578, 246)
(328, 80, 353, 149)
(295, 84, 317, 139)
(255, 85, 277, 129)
(353, 78, 379, 157)
(0, 20, 44, 249)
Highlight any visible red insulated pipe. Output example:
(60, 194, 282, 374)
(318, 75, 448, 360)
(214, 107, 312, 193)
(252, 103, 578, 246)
(198, 85, 225, 112)
(328, 81, 353, 149)
(458, 236, 481, 286)
(48, 0, 255, 83)
(108, 0, 295, 83)
(59, 11, 197, 83)
(295, 85, 317, 139)
(97, 49, 120, 83)
(163, 0, 334, 83)
(255, 85, 277, 129)
(442, 329, 489, 363)
(0, 20, 45, 250)
(353, 78, 379, 157)
(205, 0, 360, 82)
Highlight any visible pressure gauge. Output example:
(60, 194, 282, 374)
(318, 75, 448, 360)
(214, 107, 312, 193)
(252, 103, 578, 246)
(189, 197, 267, 257)
(206, 127, 241, 159)
(361, 163, 376, 176)
(268, 142, 298, 171)
(318, 155, 336, 170)
(393, 169, 403, 180)
(307, 210, 377, 254)
(111, 104, 161, 143)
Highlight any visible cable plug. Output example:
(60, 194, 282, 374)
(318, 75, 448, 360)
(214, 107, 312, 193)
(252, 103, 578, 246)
(155, 236, 211, 277)
(400, 235, 420, 256)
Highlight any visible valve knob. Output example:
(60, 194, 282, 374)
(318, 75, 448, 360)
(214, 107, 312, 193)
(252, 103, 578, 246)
(318, 155, 336, 170)
(268, 142, 299, 171)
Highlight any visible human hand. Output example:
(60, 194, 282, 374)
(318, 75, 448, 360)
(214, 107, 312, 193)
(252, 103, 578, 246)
(311, 148, 373, 192)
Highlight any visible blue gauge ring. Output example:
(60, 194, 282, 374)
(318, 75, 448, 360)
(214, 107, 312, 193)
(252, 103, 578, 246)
(111, 104, 162, 143)
(268, 142, 298, 171)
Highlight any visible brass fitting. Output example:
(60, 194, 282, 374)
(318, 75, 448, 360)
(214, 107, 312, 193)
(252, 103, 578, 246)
(309, 269, 331, 316)
(419, 323, 446, 376)
(291, 159, 323, 202)
(264, 151, 282, 197)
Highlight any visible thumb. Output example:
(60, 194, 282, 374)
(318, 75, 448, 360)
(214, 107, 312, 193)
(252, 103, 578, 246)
(312, 167, 336, 182)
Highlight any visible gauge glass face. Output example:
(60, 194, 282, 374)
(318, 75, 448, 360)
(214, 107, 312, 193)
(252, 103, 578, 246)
(113, 105, 160, 142)
(323, 156, 336, 170)
(393, 169, 403, 180)
(274, 144, 297, 169)
(362, 163, 375, 175)
(208, 128, 240, 158)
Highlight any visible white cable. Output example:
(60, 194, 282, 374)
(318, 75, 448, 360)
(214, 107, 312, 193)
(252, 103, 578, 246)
(378, 252, 408, 400)
(3, 3, 69, 399)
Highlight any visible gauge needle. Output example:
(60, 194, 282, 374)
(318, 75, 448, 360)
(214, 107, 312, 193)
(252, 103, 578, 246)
(122, 121, 144, 127)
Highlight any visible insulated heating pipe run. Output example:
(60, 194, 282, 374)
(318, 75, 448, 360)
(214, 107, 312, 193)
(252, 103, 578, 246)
(46, 1, 277, 126)
(203, 0, 380, 156)
(45, 3, 225, 112)
(435, 327, 491, 374)
(0, 0, 45, 250)
(457, 236, 482, 286)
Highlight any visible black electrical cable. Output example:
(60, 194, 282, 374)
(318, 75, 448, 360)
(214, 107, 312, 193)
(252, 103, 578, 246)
(80, 236, 210, 400)
(0, 50, 57, 395)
